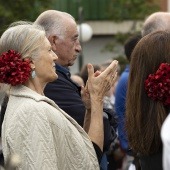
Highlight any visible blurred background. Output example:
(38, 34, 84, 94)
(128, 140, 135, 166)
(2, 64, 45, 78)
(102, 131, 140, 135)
(0, 0, 167, 74)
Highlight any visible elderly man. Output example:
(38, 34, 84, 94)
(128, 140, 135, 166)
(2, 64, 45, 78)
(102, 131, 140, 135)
(34, 10, 117, 169)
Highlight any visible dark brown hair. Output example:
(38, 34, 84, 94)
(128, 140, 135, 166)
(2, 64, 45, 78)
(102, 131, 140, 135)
(126, 30, 170, 155)
(79, 64, 100, 84)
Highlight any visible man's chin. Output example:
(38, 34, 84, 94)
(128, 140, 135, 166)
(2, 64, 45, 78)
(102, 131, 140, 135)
(68, 62, 75, 67)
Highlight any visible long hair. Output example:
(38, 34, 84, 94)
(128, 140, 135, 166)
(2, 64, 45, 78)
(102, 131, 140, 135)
(126, 30, 170, 155)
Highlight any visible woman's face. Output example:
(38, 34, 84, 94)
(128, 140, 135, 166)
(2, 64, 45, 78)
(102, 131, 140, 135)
(34, 37, 58, 85)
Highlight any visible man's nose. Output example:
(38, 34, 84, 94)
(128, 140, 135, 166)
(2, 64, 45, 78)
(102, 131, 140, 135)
(76, 40, 82, 52)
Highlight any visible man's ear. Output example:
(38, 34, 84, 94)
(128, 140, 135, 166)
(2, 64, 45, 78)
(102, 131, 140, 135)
(48, 35, 59, 51)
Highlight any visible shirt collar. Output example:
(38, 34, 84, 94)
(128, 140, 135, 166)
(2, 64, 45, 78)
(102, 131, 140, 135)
(55, 63, 71, 77)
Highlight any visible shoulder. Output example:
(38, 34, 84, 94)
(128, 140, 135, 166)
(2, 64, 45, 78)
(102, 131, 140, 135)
(4, 96, 68, 143)
(118, 71, 129, 82)
(6, 95, 62, 124)
(115, 71, 129, 93)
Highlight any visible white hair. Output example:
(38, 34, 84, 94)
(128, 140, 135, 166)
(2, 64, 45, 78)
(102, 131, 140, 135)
(34, 10, 75, 39)
(142, 12, 170, 36)
(0, 23, 46, 61)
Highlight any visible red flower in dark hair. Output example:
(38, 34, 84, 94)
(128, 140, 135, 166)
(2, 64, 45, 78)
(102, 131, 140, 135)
(145, 63, 170, 105)
(0, 50, 31, 86)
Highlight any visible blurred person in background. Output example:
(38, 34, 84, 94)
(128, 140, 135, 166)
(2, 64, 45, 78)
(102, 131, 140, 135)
(142, 12, 170, 36)
(71, 74, 84, 87)
(115, 34, 141, 170)
(79, 63, 101, 85)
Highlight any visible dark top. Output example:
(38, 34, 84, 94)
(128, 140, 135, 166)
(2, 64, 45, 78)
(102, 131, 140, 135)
(44, 64, 85, 127)
(139, 148, 163, 170)
(92, 142, 103, 164)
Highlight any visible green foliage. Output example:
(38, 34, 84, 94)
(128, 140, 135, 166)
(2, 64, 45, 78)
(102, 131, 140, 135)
(115, 32, 134, 44)
(108, 0, 160, 21)
(0, 0, 55, 35)
(102, 1, 159, 69)
(101, 0, 160, 68)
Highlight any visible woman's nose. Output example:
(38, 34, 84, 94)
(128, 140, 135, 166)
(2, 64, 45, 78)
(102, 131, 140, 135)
(52, 51, 58, 62)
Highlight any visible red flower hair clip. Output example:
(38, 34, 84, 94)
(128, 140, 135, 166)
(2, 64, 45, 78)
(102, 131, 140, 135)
(0, 50, 31, 86)
(145, 63, 170, 105)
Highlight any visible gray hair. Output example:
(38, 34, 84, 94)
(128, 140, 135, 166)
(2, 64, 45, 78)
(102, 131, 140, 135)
(34, 10, 75, 39)
(142, 12, 170, 36)
(0, 22, 46, 61)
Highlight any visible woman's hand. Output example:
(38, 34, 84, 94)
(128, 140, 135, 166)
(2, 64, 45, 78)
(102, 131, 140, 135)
(81, 85, 91, 110)
(84, 60, 118, 150)
(87, 60, 118, 101)
(81, 70, 101, 110)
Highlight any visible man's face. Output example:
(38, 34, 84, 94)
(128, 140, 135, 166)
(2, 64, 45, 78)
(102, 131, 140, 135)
(54, 19, 81, 68)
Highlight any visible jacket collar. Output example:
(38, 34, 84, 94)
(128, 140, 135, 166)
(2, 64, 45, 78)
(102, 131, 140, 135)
(10, 85, 57, 107)
(9, 85, 86, 134)
(55, 63, 71, 77)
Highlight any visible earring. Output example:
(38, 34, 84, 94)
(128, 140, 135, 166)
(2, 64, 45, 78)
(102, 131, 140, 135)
(31, 70, 36, 78)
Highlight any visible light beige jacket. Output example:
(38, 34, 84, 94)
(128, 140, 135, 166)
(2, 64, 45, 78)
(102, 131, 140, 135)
(2, 85, 99, 170)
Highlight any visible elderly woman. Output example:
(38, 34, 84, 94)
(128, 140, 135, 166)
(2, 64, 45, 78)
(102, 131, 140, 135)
(0, 23, 118, 170)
